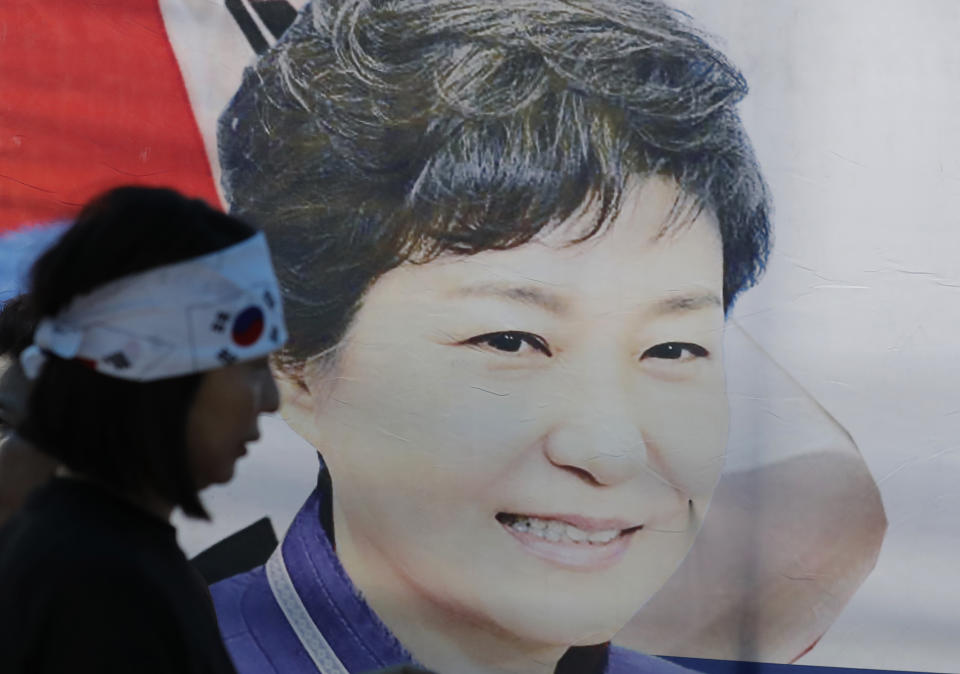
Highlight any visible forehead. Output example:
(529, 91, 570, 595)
(374, 177, 723, 310)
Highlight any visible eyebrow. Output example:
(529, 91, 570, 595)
(651, 292, 722, 316)
(450, 284, 721, 318)
(450, 283, 569, 314)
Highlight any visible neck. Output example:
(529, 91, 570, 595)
(333, 502, 567, 674)
(56, 467, 175, 521)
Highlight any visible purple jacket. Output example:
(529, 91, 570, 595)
(211, 489, 695, 674)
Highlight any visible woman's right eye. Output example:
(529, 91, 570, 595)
(463, 331, 553, 357)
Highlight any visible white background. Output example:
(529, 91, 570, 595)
(172, 2, 960, 671)
(677, 2, 960, 670)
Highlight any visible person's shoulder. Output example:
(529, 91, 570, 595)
(2, 555, 211, 673)
(607, 645, 697, 674)
(0, 506, 133, 591)
(4, 514, 183, 621)
(0, 548, 180, 649)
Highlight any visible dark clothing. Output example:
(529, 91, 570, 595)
(191, 517, 278, 585)
(0, 478, 236, 674)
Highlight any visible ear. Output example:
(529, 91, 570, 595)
(274, 371, 327, 450)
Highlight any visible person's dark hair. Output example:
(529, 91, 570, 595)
(220, 0, 772, 372)
(0, 296, 36, 359)
(19, 186, 257, 518)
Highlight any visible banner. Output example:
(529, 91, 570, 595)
(1, 2, 957, 673)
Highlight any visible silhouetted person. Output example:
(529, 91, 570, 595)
(0, 187, 287, 674)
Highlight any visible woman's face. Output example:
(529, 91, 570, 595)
(186, 357, 280, 488)
(299, 177, 728, 646)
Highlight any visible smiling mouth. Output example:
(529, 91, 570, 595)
(496, 513, 643, 545)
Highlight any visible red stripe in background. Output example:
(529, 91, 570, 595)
(0, 0, 221, 231)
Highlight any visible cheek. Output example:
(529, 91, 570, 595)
(638, 378, 729, 499)
(189, 390, 250, 449)
(317, 350, 555, 513)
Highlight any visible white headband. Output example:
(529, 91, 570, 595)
(20, 232, 288, 382)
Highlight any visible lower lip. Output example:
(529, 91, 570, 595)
(501, 521, 635, 571)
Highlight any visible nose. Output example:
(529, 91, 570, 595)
(260, 365, 281, 414)
(543, 377, 650, 487)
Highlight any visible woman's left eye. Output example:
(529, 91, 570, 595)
(641, 342, 709, 362)
(463, 331, 553, 357)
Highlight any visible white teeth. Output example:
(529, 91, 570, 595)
(505, 516, 622, 545)
(588, 530, 619, 544)
(544, 521, 565, 542)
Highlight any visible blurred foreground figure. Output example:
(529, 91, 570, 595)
(0, 296, 55, 526)
(0, 187, 288, 674)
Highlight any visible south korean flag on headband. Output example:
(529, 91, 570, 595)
(22, 233, 288, 382)
(188, 285, 286, 372)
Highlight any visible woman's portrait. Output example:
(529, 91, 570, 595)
(8, 0, 960, 672)
(202, 1, 881, 672)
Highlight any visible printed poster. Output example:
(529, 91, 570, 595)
(1, 1, 958, 672)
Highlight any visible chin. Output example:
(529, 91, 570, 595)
(201, 465, 237, 488)
(461, 584, 644, 649)
(500, 608, 631, 649)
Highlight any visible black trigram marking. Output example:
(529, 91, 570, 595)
(251, 1, 297, 41)
(217, 349, 238, 365)
(211, 312, 230, 333)
(269, 326, 280, 343)
(103, 351, 131, 369)
(225, 0, 297, 55)
(263, 290, 275, 310)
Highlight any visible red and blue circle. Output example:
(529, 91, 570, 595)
(231, 306, 264, 347)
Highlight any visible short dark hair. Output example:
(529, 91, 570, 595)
(0, 296, 36, 359)
(19, 186, 257, 518)
(220, 0, 771, 370)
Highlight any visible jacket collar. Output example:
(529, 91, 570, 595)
(263, 487, 414, 672)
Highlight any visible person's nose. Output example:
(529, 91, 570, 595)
(543, 359, 649, 487)
(260, 366, 281, 414)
